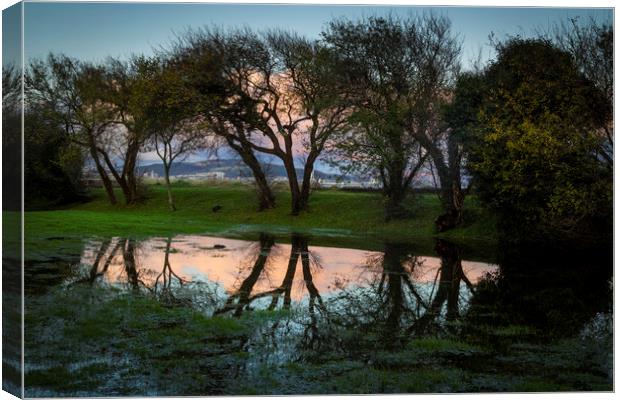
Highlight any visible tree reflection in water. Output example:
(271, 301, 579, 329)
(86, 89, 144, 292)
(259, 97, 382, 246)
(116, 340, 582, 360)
(77, 235, 483, 357)
(72, 234, 611, 347)
(206, 234, 482, 361)
(151, 237, 190, 304)
(215, 233, 277, 316)
(214, 234, 327, 316)
(70, 238, 122, 286)
(302, 239, 479, 354)
(407, 239, 475, 336)
(71, 237, 190, 304)
(26, 233, 612, 394)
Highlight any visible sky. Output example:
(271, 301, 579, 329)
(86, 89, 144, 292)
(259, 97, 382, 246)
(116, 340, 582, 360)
(21, 2, 612, 67)
(5, 2, 614, 167)
(2, 2, 21, 67)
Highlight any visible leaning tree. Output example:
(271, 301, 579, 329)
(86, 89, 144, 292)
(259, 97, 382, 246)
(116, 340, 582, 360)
(173, 27, 351, 214)
(26, 54, 120, 204)
(26, 54, 160, 205)
(97, 56, 157, 204)
(167, 30, 278, 210)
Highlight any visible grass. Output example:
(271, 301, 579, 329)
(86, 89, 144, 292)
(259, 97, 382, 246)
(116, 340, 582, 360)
(24, 286, 259, 396)
(24, 284, 612, 396)
(23, 182, 497, 248)
(406, 338, 482, 352)
(19, 182, 612, 396)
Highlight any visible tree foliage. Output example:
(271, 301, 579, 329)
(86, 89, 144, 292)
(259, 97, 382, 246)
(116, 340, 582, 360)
(465, 38, 612, 241)
(135, 56, 209, 211)
(550, 18, 613, 168)
(2, 65, 22, 211)
(27, 54, 122, 204)
(167, 29, 278, 210)
(322, 14, 462, 221)
(24, 110, 86, 209)
(17, 15, 613, 240)
(172, 27, 351, 214)
(1, 62, 87, 209)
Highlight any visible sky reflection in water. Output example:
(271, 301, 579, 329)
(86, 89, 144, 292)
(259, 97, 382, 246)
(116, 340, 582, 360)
(75, 235, 498, 313)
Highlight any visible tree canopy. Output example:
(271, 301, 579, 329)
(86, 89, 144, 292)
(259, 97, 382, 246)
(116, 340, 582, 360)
(322, 14, 462, 221)
(464, 38, 612, 240)
(17, 16, 613, 241)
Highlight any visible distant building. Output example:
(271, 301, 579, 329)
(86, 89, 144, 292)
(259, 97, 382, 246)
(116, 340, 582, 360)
(143, 170, 158, 179)
(205, 171, 225, 180)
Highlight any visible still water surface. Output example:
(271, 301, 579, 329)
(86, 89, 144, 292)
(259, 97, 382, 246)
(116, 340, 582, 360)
(75, 235, 497, 307)
(22, 233, 612, 396)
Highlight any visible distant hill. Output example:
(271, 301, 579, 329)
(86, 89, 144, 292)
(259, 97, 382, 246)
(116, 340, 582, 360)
(137, 159, 356, 181)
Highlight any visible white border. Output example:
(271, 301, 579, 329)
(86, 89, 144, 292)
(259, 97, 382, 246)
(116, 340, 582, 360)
(0, 1, 616, 400)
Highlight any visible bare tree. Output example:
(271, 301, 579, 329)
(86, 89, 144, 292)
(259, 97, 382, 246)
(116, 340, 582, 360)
(173, 28, 351, 214)
(150, 121, 206, 211)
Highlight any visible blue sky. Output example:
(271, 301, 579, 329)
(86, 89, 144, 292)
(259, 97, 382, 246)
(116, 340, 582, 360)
(3, 2, 21, 67)
(12, 2, 614, 167)
(22, 2, 612, 67)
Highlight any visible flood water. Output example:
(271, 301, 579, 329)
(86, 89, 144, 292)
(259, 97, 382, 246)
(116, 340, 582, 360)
(22, 233, 613, 396)
(75, 235, 496, 310)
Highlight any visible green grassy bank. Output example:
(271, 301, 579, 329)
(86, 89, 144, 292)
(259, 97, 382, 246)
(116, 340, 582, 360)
(23, 182, 496, 248)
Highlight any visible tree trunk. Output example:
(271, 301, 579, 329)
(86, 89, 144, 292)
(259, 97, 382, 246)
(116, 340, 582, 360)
(123, 141, 141, 204)
(283, 157, 303, 215)
(254, 171, 277, 211)
(226, 137, 276, 211)
(290, 187, 302, 216)
(434, 175, 464, 232)
(382, 161, 409, 221)
(117, 178, 133, 206)
(379, 130, 411, 220)
(164, 164, 176, 212)
(99, 150, 134, 205)
(89, 146, 117, 205)
(299, 152, 319, 211)
(384, 189, 407, 221)
(420, 135, 465, 232)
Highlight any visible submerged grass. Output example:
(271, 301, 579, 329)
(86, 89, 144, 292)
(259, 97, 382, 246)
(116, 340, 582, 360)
(24, 283, 612, 396)
(24, 286, 262, 396)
